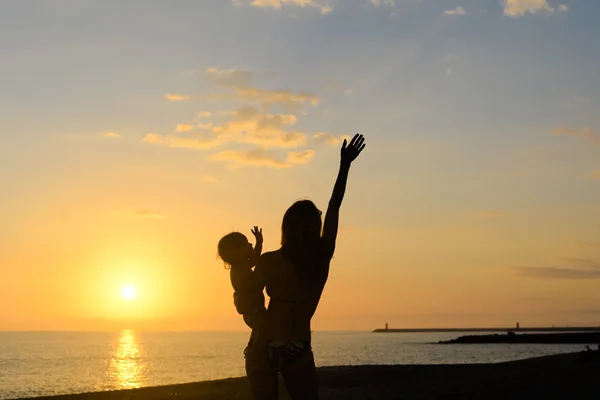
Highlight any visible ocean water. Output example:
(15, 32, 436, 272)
(0, 330, 589, 399)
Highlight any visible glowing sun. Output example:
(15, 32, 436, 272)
(121, 285, 137, 300)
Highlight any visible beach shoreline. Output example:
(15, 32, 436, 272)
(11, 351, 600, 400)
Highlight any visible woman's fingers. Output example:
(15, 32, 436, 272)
(354, 136, 364, 150)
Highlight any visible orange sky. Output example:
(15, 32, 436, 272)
(2, 0, 600, 331)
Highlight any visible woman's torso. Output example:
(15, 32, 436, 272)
(261, 249, 330, 343)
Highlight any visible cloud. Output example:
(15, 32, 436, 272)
(142, 106, 325, 151)
(205, 68, 254, 88)
(211, 148, 315, 169)
(141, 133, 223, 150)
(205, 68, 320, 110)
(553, 126, 597, 143)
(593, 170, 600, 180)
(516, 258, 600, 280)
(141, 133, 164, 145)
(132, 210, 167, 219)
(503, 0, 568, 17)
(313, 132, 349, 146)
(103, 132, 121, 138)
(371, 0, 395, 6)
(176, 124, 196, 132)
(287, 149, 316, 164)
(247, 0, 331, 14)
(165, 94, 192, 101)
(158, 68, 329, 169)
(236, 87, 320, 109)
(212, 107, 307, 148)
(202, 175, 219, 183)
(444, 6, 466, 15)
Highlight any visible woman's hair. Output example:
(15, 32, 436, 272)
(217, 232, 248, 268)
(281, 200, 323, 281)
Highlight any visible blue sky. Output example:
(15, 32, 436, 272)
(1, 0, 599, 330)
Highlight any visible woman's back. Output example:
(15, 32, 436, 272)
(258, 248, 330, 343)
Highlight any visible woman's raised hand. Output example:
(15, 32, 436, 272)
(341, 133, 366, 165)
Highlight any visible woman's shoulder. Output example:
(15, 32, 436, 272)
(258, 249, 283, 264)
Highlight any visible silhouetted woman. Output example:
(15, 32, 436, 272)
(245, 134, 366, 400)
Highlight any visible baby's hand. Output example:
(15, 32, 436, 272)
(251, 226, 263, 243)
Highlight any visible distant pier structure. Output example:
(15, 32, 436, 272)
(385, 322, 389, 331)
(516, 322, 520, 330)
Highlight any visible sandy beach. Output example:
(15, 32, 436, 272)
(16, 351, 600, 400)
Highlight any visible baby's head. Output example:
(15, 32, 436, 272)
(218, 232, 253, 268)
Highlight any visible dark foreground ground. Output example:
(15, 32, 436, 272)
(18, 352, 600, 400)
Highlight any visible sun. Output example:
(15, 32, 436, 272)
(121, 285, 137, 300)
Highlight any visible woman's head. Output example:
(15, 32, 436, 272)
(281, 200, 322, 248)
(217, 232, 253, 268)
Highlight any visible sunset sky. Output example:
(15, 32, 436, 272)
(1, 0, 599, 331)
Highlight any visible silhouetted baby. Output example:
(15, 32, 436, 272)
(218, 227, 266, 331)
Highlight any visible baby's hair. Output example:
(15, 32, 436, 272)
(217, 232, 248, 269)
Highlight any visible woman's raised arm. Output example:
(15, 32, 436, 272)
(321, 134, 366, 258)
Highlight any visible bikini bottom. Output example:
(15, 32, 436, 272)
(245, 339, 311, 371)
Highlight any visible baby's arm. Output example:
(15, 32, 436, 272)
(251, 226, 263, 266)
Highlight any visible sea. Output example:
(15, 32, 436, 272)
(0, 330, 590, 399)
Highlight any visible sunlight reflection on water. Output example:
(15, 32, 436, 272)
(108, 330, 146, 390)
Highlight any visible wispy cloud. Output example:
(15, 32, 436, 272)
(242, 0, 332, 15)
(132, 210, 167, 219)
(205, 68, 319, 111)
(143, 107, 316, 151)
(444, 6, 466, 16)
(370, 0, 395, 6)
(176, 124, 196, 132)
(202, 175, 219, 183)
(141, 133, 223, 150)
(211, 148, 315, 169)
(553, 126, 597, 144)
(198, 111, 212, 118)
(516, 258, 600, 280)
(165, 94, 192, 101)
(503, 0, 568, 18)
(205, 68, 254, 88)
(211, 106, 307, 148)
(320, 6, 333, 15)
(237, 87, 320, 109)
(103, 132, 121, 138)
(313, 132, 350, 146)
